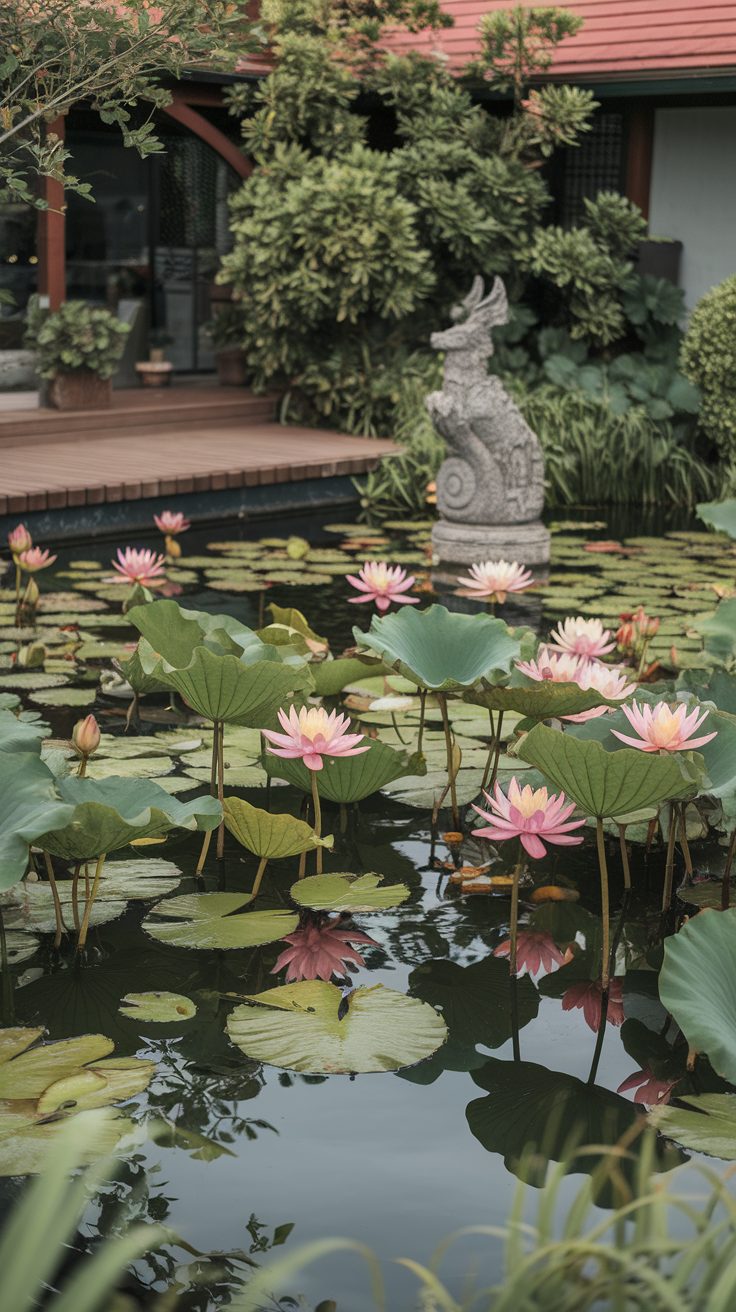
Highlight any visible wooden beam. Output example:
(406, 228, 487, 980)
(36, 115, 66, 310)
(161, 95, 252, 179)
(625, 108, 654, 220)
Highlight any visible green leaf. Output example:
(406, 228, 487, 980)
(0, 751, 75, 891)
(691, 598, 736, 663)
(37, 776, 221, 862)
(290, 872, 409, 913)
(651, 1093, 736, 1159)
(697, 499, 736, 540)
(353, 604, 520, 690)
(311, 656, 386, 697)
(464, 680, 626, 720)
(143, 892, 297, 949)
(118, 992, 197, 1023)
(518, 723, 701, 817)
(223, 797, 325, 859)
(263, 737, 414, 802)
(659, 909, 736, 1084)
(226, 980, 447, 1074)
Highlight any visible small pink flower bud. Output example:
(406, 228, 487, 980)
(8, 523, 32, 555)
(72, 714, 101, 758)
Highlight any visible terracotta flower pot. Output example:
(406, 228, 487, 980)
(135, 360, 173, 388)
(48, 371, 112, 411)
(216, 348, 249, 387)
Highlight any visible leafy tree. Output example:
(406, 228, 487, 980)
(0, 0, 262, 204)
(681, 274, 736, 480)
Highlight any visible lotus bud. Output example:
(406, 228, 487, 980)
(72, 714, 101, 759)
(8, 523, 32, 556)
(164, 534, 181, 560)
(16, 642, 46, 669)
(23, 577, 39, 607)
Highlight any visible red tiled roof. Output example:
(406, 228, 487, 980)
(389, 0, 736, 82)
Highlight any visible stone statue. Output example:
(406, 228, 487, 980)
(427, 276, 550, 566)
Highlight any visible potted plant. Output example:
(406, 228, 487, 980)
(35, 301, 130, 410)
(208, 305, 248, 386)
(135, 328, 174, 388)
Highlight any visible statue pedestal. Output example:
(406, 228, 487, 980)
(431, 519, 551, 568)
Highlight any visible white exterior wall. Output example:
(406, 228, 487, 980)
(648, 106, 736, 312)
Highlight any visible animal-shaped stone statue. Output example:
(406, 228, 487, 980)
(426, 276, 545, 526)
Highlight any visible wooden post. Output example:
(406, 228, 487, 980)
(36, 115, 66, 310)
(625, 108, 654, 221)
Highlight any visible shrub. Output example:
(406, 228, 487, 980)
(353, 353, 444, 517)
(34, 301, 129, 380)
(680, 274, 736, 475)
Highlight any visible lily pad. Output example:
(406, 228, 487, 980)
(226, 980, 447, 1074)
(118, 992, 197, 1022)
(223, 797, 324, 859)
(143, 892, 298, 949)
(29, 687, 97, 708)
(651, 1093, 736, 1159)
(290, 872, 410, 913)
(354, 604, 520, 690)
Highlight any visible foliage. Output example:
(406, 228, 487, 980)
(353, 603, 521, 690)
(353, 354, 445, 513)
(0, 0, 261, 202)
(681, 274, 736, 480)
(474, 4, 583, 97)
(34, 302, 130, 380)
(659, 909, 736, 1086)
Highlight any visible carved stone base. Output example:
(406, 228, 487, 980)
(431, 519, 551, 568)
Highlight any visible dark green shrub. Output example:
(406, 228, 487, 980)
(680, 274, 736, 474)
(34, 301, 129, 380)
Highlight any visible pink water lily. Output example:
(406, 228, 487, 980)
(112, 546, 167, 586)
(548, 616, 615, 660)
(154, 510, 191, 535)
(18, 546, 56, 573)
(562, 979, 624, 1031)
(272, 917, 378, 982)
(563, 662, 635, 723)
(611, 701, 717, 753)
(493, 929, 565, 977)
(8, 524, 32, 555)
(346, 561, 419, 611)
(618, 1067, 676, 1107)
(456, 559, 535, 603)
(472, 777, 585, 860)
(262, 705, 369, 772)
(516, 648, 589, 684)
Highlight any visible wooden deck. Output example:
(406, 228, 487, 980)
(0, 384, 398, 516)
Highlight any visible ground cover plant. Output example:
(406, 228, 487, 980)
(3, 507, 736, 1303)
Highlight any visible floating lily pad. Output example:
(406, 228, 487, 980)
(118, 991, 197, 1022)
(290, 872, 410, 913)
(0, 673, 69, 691)
(227, 980, 447, 1074)
(143, 892, 297, 949)
(651, 1093, 736, 1159)
(29, 687, 97, 708)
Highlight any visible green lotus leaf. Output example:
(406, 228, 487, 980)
(690, 598, 736, 663)
(0, 1032, 114, 1098)
(226, 980, 447, 1074)
(0, 1105, 135, 1176)
(659, 909, 736, 1084)
(651, 1093, 736, 1159)
(114, 648, 168, 697)
(263, 737, 416, 802)
(256, 603, 328, 656)
(223, 797, 326, 859)
(137, 635, 310, 726)
(127, 598, 266, 664)
(311, 656, 387, 697)
(697, 498, 736, 539)
(518, 723, 701, 818)
(0, 751, 75, 890)
(0, 708, 49, 753)
(143, 892, 297, 949)
(465, 679, 629, 720)
(36, 775, 222, 862)
(353, 604, 520, 691)
(118, 991, 197, 1022)
(677, 669, 736, 715)
(290, 872, 409, 913)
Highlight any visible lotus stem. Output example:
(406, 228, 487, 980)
(617, 825, 631, 892)
(298, 848, 307, 880)
(661, 803, 677, 912)
(391, 712, 408, 745)
(310, 771, 323, 875)
(438, 693, 459, 830)
(481, 709, 496, 792)
(678, 803, 693, 883)
(195, 828, 212, 878)
(216, 721, 225, 859)
(196, 721, 221, 875)
(251, 857, 268, 899)
(417, 689, 427, 757)
(14, 561, 20, 609)
(595, 818, 611, 991)
(510, 973, 521, 1063)
(508, 856, 523, 979)
(71, 863, 82, 932)
(488, 711, 505, 797)
(587, 987, 610, 1087)
(77, 852, 106, 950)
(722, 827, 736, 911)
(42, 850, 66, 949)
(77, 756, 87, 778)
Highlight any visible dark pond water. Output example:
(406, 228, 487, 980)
(1, 504, 734, 1309)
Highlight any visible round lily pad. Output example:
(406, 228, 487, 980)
(29, 687, 96, 708)
(143, 892, 298, 949)
(290, 872, 410, 913)
(119, 991, 196, 1022)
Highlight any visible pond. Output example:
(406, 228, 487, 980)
(2, 506, 736, 1309)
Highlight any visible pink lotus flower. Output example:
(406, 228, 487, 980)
(516, 648, 589, 685)
(262, 705, 370, 772)
(611, 701, 717, 753)
(617, 1067, 676, 1107)
(154, 510, 191, 535)
(346, 562, 419, 612)
(272, 917, 378, 981)
(111, 547, 167, 586)
(563, 662, 635, 723)
(456, 559, 535, 603)
(472, 777, 586, 860)
(561, 978, 624, 1031)
(18, 546, 56, 572)
(548, 617, 615, 660)
(8, 524, 32, 555)
(493, 929, 565, 977)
